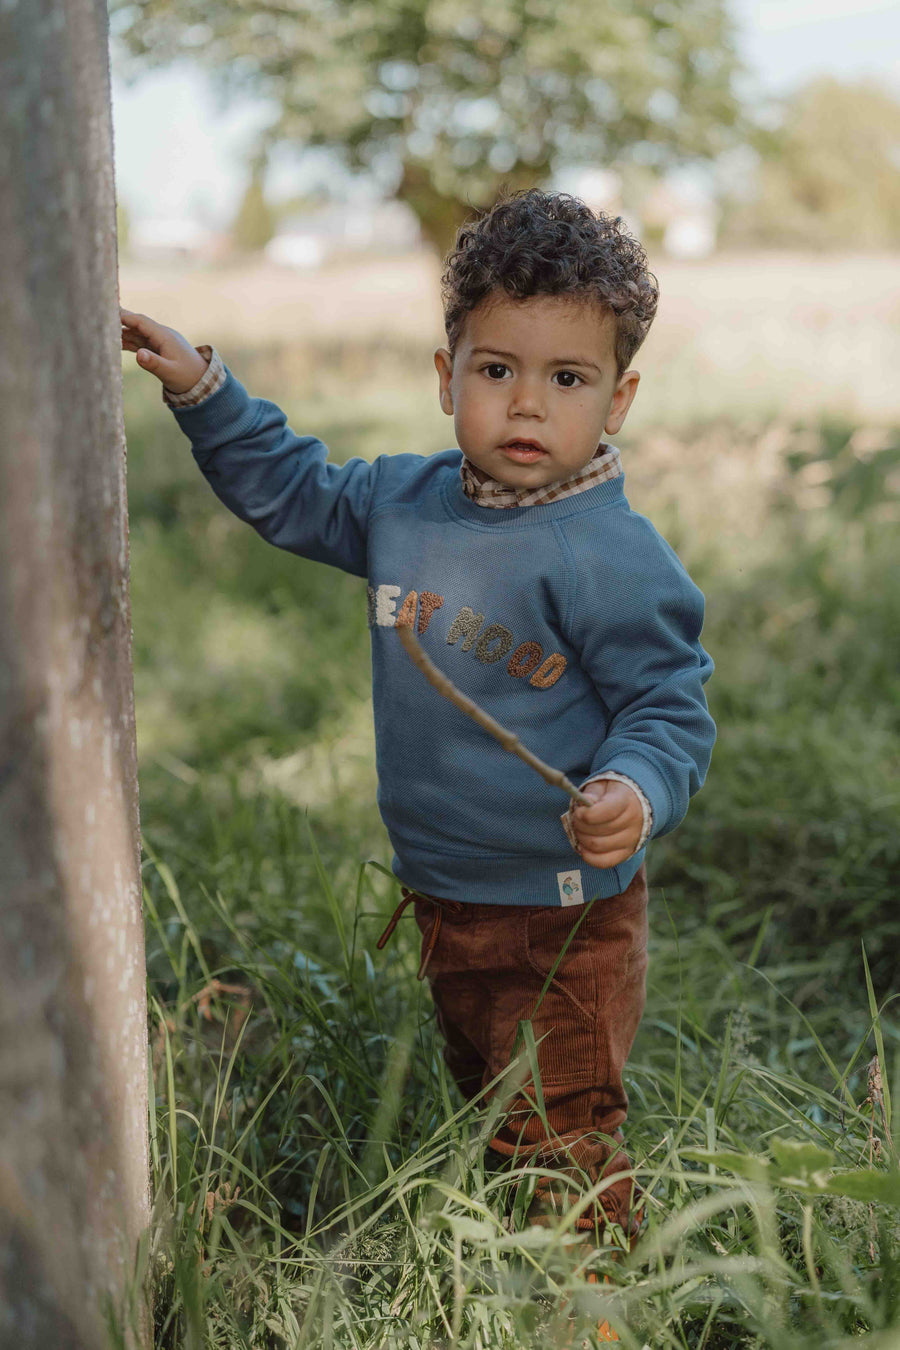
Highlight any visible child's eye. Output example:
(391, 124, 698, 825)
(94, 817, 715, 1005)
(553, 370, 583, 388)
(483, 363, 510, 380)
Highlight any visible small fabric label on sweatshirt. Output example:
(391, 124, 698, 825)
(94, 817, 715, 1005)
(557, 870, 585, 907)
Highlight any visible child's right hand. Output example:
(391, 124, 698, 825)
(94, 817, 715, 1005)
(120, 307, 210, 394)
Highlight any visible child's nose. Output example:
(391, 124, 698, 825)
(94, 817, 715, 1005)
(508, 377, 545, 417)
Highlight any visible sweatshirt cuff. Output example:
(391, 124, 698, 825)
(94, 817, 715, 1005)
(560, 771, 654, 855)
(162, 344, 226, 408)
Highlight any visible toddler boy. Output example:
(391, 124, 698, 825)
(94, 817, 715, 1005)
(121, 188, 715, 1250)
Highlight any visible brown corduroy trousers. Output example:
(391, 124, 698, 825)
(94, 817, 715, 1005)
(406, 863, 649, 1238)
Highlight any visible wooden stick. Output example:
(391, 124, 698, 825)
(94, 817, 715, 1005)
(396, 623, 591, 806)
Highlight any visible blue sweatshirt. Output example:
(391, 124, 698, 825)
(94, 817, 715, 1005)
(170, 365, 716, 907)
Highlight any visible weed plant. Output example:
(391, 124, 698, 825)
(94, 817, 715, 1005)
(119, 347, 899, 1348)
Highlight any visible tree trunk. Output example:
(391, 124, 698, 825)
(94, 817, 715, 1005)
(0, 2, 150, 1347)
(396, 160, 553, 257)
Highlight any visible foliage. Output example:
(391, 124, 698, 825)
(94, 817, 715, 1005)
(127, 814, 900, 1348)
(720, 78, 900, 250)
(109, 0, 745, 250)
(648, 417, 900, 988)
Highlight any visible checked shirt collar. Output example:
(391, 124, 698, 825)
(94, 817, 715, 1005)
(459, 443, 623, 509)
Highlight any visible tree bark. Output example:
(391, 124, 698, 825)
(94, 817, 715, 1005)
(0, 2, 150, 1346)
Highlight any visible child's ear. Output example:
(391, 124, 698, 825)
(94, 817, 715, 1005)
(604, 370, 640, 435)
(434, 348, 454, 415)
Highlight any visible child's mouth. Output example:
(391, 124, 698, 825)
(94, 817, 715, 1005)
(502, 441, 548, 463)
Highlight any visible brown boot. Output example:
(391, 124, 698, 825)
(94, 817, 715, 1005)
(523, 1163, 645, 1254)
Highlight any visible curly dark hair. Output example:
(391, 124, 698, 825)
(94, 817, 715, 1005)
(441, 188, 659, 376)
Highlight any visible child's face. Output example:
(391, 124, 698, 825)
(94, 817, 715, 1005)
(434, 292, 640, 488)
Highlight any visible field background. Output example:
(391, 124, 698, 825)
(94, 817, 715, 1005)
(120, 250, 900, 1349)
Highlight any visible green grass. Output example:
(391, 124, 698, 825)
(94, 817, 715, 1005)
(120, 345, 900, 1348)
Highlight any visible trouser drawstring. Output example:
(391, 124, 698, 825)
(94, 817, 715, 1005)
(376, 887, 466, 980)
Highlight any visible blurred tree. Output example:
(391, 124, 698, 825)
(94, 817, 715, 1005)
(109, 0, 745, 252)
(231, 155, 277, 253)
(720, 77, 900, 249)
(271, 191, 328, 226)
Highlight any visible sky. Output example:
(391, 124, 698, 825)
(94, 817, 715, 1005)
(110, 0, 900, 231)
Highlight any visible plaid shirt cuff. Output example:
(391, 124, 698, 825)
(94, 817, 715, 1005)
(161, 345, 226, 408)
(561, 771, 653, 856)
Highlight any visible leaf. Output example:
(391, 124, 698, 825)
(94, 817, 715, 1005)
(823, 1170, 900, 1206)
(681, 1149, 770, 1182)
(427, 1213, 495, 1242)
(683, 1143, 900, 1207)
(770, 1137, 835, 1188)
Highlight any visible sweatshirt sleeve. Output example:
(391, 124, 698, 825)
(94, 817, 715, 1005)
(166, 360, 388, 578)
(569, 518, 716, 842)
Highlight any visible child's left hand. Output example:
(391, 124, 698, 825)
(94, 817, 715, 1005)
(570, 780, 644, 867)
